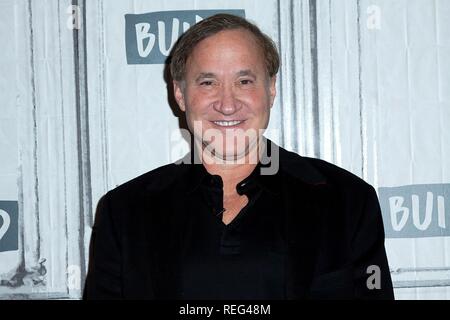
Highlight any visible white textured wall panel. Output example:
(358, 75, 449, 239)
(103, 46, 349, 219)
(0, 0, 449, 299)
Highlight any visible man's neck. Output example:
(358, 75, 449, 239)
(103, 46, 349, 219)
(197, 139, 266, 197)
(205, 161, 257, 197)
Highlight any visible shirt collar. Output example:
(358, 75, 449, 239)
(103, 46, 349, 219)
(181, 138, 328, 195)
(184, 160, 280, 196)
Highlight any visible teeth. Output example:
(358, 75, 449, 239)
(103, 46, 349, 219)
(213, 120, 243, 127)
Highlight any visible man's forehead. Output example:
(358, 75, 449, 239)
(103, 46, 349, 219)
(180, 28, 269, 81)
(195, 70, 257, 79)
(199, 28, 257, 44)
(189, 29, 262, 57)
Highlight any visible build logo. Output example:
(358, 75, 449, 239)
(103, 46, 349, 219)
(125, 9, 245, 64)
(0, 201, 18, 252)
(379, 184, 450, 238)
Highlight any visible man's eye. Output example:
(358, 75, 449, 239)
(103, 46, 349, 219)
(200, 81, 213, 86)
(240, 79, 253, 85)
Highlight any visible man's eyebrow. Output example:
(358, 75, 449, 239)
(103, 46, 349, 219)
(194, 70, 257, 81)
(237, 70, 257, 77)
(195, 72, 216, 81)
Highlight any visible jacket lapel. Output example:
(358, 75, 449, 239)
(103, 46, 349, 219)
(275, 144, 333, 299)
(142, 176, 191, 299)
(282, 177, 328, 298)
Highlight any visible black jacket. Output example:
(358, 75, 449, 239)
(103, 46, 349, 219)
(84, 140, 394, 299)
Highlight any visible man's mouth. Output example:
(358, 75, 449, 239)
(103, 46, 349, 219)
(212, 120, 245, 127)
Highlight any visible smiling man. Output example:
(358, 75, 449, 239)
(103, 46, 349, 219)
(84, 14, 394, 300)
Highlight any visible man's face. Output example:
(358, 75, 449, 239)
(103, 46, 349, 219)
(173, 29, 276, 162)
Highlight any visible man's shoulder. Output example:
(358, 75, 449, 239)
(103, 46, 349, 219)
(107, 161, 188, 199)
(278, 146, 372, 193)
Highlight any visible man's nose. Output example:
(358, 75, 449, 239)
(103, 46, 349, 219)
(214, 84, 239, 115)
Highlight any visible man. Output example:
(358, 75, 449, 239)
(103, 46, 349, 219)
(84, 14, 394, 300)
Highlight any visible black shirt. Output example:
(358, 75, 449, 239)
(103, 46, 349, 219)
(179, 161, 287, 299)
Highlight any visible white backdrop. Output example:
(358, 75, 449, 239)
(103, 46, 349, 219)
(0, 0, 449, 299)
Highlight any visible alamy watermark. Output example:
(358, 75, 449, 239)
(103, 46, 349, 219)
(66, 5, 81, 30)
(169, 122, 280, 176)
(67, 264, 81, 291)
(367, 5, 381, 30)
(366, 265, 382, 290)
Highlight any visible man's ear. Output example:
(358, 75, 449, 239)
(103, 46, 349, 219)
(269, 76, 277, 108)
(173, 80, 186, 112)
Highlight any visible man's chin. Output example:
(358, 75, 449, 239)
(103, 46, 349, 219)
(203, 145, 259, 164)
